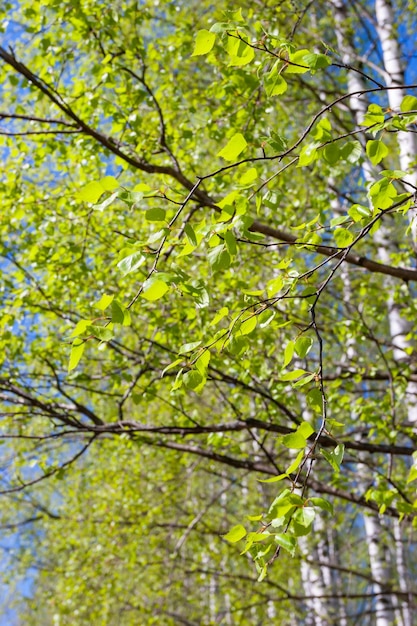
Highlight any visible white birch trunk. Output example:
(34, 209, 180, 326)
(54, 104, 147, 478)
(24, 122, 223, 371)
(375, 0, 417, 241)
(299, 528, 329, 626)
(374, 0, 417, 423)
(363, 513, 397, 626)
(393, 518, 412, 626)
(297, 406, 333, 626)
(331, 4, 401, 624)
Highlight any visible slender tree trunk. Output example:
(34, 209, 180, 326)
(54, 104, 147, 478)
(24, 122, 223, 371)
(393, 519, 412, 626)
(375, 0, 417, 241)
(297, 405, 332, 626)
(373, 0, 417, 424)
(331, 5, 407, 625)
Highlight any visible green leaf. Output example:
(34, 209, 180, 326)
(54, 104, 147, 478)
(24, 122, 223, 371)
(227, 35, 255, 66)
(314, 118, 332, 141)
(69, 319, 90, 338)
(117, 251, 146, 276)
(283, 340, 294, 368)
(145, 208, 166, 222)
(195, 350, 210, 376)
(280, 369, 307, 381)
(380, 169, 408, 179)
(282, 432, 307, 449)
(310, 497, 334, 514)
(286, 450, 304, 475)
(369, 178, 397, 209)
(210, 307, 229, 326)
(239, 316, 257, 335)
(303, 52, 331, 71)
(306, 388, 323, 413)
(258, 473, 288, 483)
(341, 140, 362, 164)
(366, 139, 389, 165)
(179, 341, 202, 355)
(86, 325, 113, 342)
(334, 228, 354, 247)
(99, 176, 119, 191)
(285, 49, 310, 74)
(224, 231, 237, 255)
(362, 103, 385, 127)
(78, 181, 105, 203)
(298, 422, 315, 439)
(407, 465, 417, 484)
(238, 167, 258, 186)
(110, 300, 123, 324)
(400, 95, 417, 112)
(141, 278, 170, 301)
(68, 339, 85, 372)
(264, 70, 288, 97)
(265, 131, 287, 152)
(207, 245, 231, 271)
(297, 142, 319, 167)
(295, 336, 313, 358)
(223, 524, 247, 543)
(274, 533, 297, 556)
(94, 191, 119, 213)
(299, 506, 315, 527)
(282, 422, 314, 449)
(191, 29, 216, 56)
(162, 358, 183, 377)
(246, 514, 263, 522)
(183, 370, 204, 390)
(184, 223, 197, 246)
(292, 373, 316, 387)
(266, 276, 284, 297)
(269, 490, 303, 518)
(348, 204, 371, 222)
(217, 133, 247, 161)
(95, 293, 114, 311)
(321, 444, 345, 472)
(323, 143, 340, 164)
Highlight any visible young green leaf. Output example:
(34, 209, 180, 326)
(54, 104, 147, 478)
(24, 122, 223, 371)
(223, 524, 247, 543)
(191, 29, 216, 56)
(239, 316, 257, 335)
(334, 228, 354, 248)
(294, 336, 313, 358)
(141, 279, 170, 302)
(274, 533, 297, 556)
(95, 293, 114, 311)
(217, 133, 247, 161)
(68, 339, 85, 372)
(78, 181, 105, 203)
(366, 139, 389, 165)
(117, 251, 146, 276)
(400, 95, 417, 112)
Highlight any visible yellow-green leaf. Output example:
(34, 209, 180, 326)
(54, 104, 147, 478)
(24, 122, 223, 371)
(285, 49, 310, 74)
(366, 139, 389, 165)
(217, 133, 247, 161)
(141, 279, 169, 301)
(223, 524, 247, 543)
(70, 320, 90, 338)
(78, 181, 105, 203)
(95, 293, 114, 311)
(240, 316, 257, 335)
(99, 176, 119, 191)
(334, 228, 354, 248)
(191, 29, 216, 56)
(68, 339, 85, 372)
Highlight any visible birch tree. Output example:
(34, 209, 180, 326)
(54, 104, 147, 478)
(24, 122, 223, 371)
(1, 1, 417, 623)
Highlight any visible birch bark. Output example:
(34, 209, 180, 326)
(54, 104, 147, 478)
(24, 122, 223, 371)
(331, 3, 412, 624)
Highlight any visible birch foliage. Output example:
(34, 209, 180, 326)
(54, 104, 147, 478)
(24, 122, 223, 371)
(1, 1, 417, 623)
